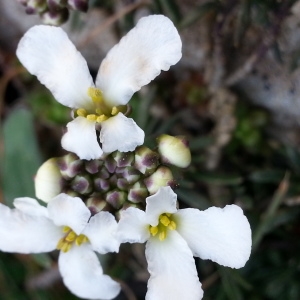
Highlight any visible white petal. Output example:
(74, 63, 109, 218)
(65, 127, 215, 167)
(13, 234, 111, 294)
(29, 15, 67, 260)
(35, 158, 63, 203)
(82, 212, 120, 254)
(59, 244, 121, 300)
(100, 113, 144, 153)
(117, 207, 150, 244)
(0, 202, 62, 253)
(96, 15, 182, 106)
(16, 25, 94, 110)
(61, 117, 103, 160)
(145, 230, 203, 300)
(13, 197, 48, 217)
(47, 194, 90, 235)
(145, 187, 178, 227)
(176, 205, 252, 268)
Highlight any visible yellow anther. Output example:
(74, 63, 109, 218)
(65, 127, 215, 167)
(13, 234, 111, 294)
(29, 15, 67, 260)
(87, 114, 97, 121)
(111, 106, 119, 116)
(159, 230, 167, 241)
(88, 87, 104, 103)
(57, 238, 65, 250)
(97, 115, 109, 123)
(65, 231, 77, 242)
(76, 108, 87, 117)
(63, 226, 71, 233)
(75, 234, 89, 246)
(150, 226, 159, 236)
(160, 215, 170, 227)
(166, 213, 171, 217)
(168, 221, 176, 230)
(61, 242, 71, 253)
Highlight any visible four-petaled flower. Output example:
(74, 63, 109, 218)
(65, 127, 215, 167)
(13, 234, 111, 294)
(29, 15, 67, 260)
(16, 15, 182, 160)
(117, 186, 252, 300)
(0, 194, 120, 300)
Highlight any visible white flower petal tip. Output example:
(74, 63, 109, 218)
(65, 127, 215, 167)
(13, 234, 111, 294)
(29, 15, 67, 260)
(100, 113, 144, 153)
(176, 205, 252, 269)
(145, 186, 178, 226)
(59, 245, 121, 300)
(48, 194, 91, 235)
(35, 158, 62, 203)
(61, 117, 103, 160)
(16, 25, 94, 110)
(96, 14, 182, 106)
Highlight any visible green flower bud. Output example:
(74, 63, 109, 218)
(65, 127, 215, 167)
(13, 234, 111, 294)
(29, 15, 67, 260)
(35, 158, 63, 202)
(104, 155, 117, 174)
(144, 166, 174, 195)
(128, 181, 148, 203)
(94, 178, 110, 192)
(134, 146, 160, 175)
(86, 196, 108, 215)
(25, 0, 47, 14)
(116, 167, 140, 184)
(40, 8, 69, 26)
(106, 190, 127, 209)
(157, 134, 191, 168)
(85, 159, 103, 174)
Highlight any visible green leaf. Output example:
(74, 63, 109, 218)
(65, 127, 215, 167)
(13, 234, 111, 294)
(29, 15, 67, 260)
(2, 108, 42, 206)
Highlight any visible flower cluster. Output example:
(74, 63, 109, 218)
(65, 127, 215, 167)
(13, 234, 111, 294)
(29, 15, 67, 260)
(18, 0, 88, 25)
(0, 15, 252, 300)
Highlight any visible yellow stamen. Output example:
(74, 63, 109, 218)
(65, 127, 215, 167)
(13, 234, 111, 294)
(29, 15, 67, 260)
(87, 114, 97, 121)
(88, 87, 104, 104)
(168, 221, 176, 230)
(97, 115, 109, 122)
(150, 226, 159, 236)
(56, 229, 89, 253)
(160, 215, 170, 227)
(63, 226, 71, 233)
(111, 106, 119, 116)
(76, 108, 87, 117)
(75, 234, 89, 246)
(96, 108, 103, 115)
(65, 231, 77, 242)
(159, 230, 166, 241)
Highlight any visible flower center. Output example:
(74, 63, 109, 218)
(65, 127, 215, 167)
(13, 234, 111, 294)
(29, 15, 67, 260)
(149, 213, 177, 241)
(76, 87, 127, 123)
(56, 226, 89, 253)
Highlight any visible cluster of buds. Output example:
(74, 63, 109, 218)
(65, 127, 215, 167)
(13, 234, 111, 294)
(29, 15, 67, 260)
(35, 134, 191, 217)
(18, 0, 88, 25)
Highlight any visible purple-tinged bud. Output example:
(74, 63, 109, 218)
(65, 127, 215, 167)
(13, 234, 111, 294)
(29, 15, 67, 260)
(86, 196, 108, 215)
(128, 182, 148, 203)
(58, 153, 83, 179)
(98, 167, 110, 179)
(71, 175, 92, 194)
(106, 190, 126, 209)
(25, 0, 47, 14)
(144, 166, 174, 195)
(134, 146, 160, 175)
(117, 178, 129, 190)
(157, 134, 191, 168)
(109, 174, 118, 187)
(40, 7, 69, 25)
(94, 178, 110, 192)
(85, 159, 103, 174)
(113, 151, 134, 168)
(122, 167, 140, 184)
(35, 158, 63, 202)
(47, 0, 65, 11)
(104, 155, 117, 174)
(68, 0, 88, 12)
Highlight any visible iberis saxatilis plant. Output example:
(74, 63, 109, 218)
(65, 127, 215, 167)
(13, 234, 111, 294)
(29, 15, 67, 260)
(16, 15, 182, 160)
(117, 186, 252, 300)
(0, 193, 120, 299)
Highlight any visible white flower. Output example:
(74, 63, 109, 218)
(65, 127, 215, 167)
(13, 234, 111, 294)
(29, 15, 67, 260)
(0, 193, 121, 300)
(117, 187, 252, 300)
(16, 15, 182, 160)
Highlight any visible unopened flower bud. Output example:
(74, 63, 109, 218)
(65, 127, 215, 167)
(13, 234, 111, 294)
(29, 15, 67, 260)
(116, 167, 140, 184)
(157, 134, 191, 168)
(68, 0, 88, 12)
(85, 159, 103, 174)
(86, 196, 107, 215)
(128, 182, 148, 203)
(104, 155, 117, 173)
(144, 166, 174, 195)
(25, 0, 47, 14)
(106, 190, 126, 209)
(117, 178, 129, 190)
(113, 151, 134, 168)
(35, 158, 63, 202)
(58, 153, 82, 179)
(40, 8, 69, 26)
(71, 175, 92, 194)
(94, 178, 110, 192)
(134, 146, 160, 175)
